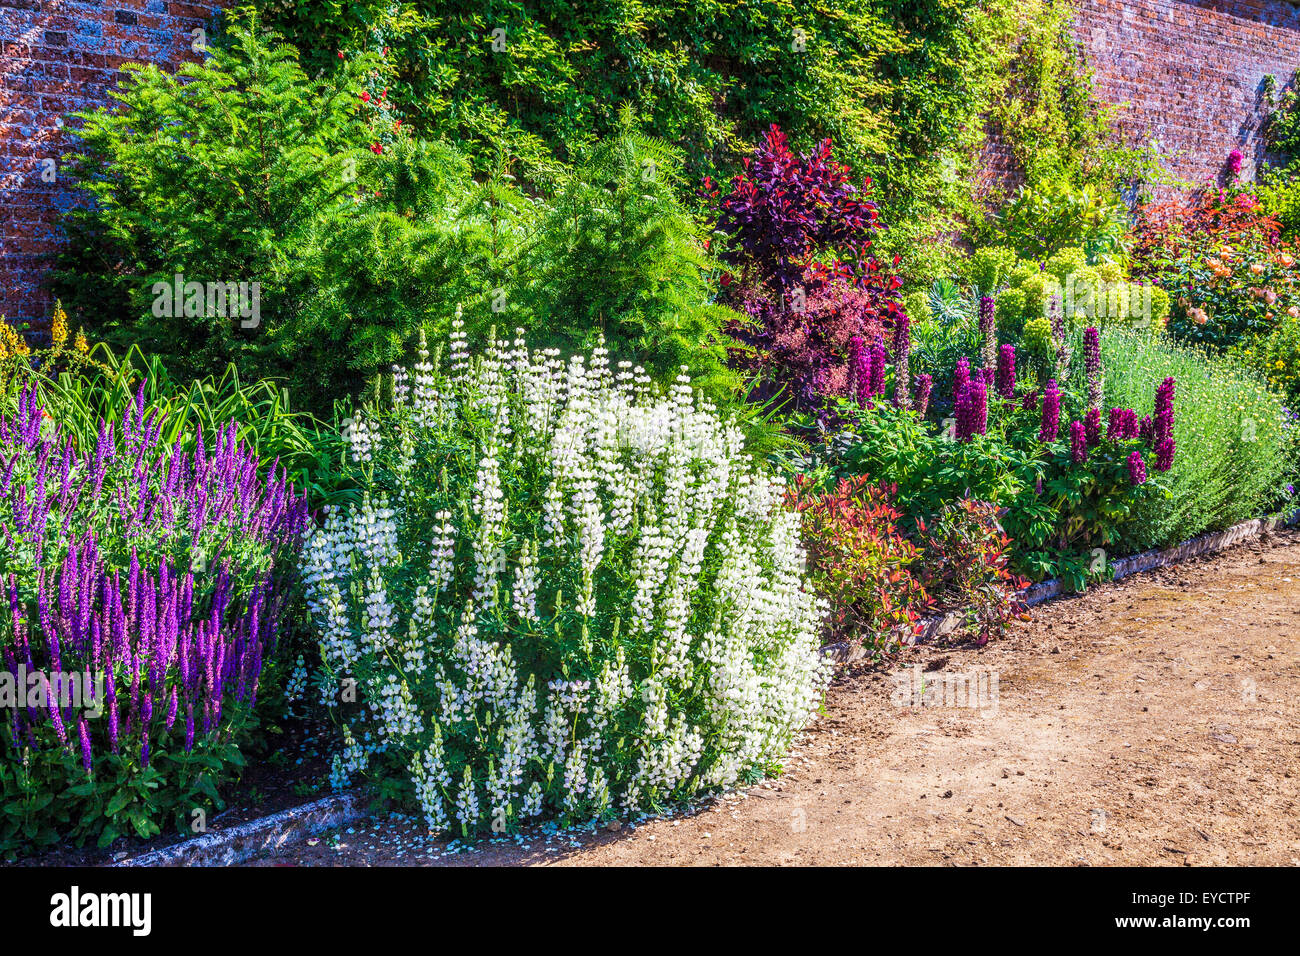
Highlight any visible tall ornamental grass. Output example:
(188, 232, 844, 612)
(301, 324, 830, 835)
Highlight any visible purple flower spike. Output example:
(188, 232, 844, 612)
(996, 344, 1016, 400)
(1128, 451, 1148, 486)
(1070, 420, 1088, 465)
(1039, 380, 1061, 443)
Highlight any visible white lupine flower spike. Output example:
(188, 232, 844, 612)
(300, 327, 830, 838)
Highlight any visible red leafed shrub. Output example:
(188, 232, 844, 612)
(730, 275, 888, 407)
(1134, 188, 1282, 252)
(785, 475, 927, 654)
(706, 126, 905, 416)
(914, 500, 1029, 646)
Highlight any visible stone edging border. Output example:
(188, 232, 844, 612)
(119, 509, 1298, 865)
(115, 790, 370, 867)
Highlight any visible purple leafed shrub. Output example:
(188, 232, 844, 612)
(707, 125, 905, 416)
(0, 383, 308, 853)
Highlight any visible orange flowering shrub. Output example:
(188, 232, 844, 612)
(1133, 189, 1300, 350)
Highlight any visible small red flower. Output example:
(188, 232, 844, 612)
(338, 51, 345, 59)
(370, 142, 384, 155)
(361, 91, 371, 103)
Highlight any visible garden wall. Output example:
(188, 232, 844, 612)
(1073, 0, 1300, 189)
(0, 1, 225, 329)
(4, 0, 1300, 329)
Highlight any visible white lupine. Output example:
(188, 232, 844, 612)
(448, 308, 469, 383)
(371, 674, 424, 741)
(511, 538, 539, 623)
(471, 450, 507, 607)
(454, 765, 479, 830)
(301, 328, 831, 837)
(347, 415, 374, 464)
(411, 727, 452, 830)
(427, 511, 456, 592)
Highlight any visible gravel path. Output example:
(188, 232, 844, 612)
(255, 529, 1300, 866)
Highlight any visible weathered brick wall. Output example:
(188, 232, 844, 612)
(4, 1, 1300, 330)
(0, 1, 225, 330)
(1074, 0, 1300, 190)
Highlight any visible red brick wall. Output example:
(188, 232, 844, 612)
(1074, 0, 1300, 191)
(0, 1, 226, 330)
(4, 1, 1300, 330)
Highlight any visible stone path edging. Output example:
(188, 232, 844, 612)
(115, 790, 370, 867)
(823, 509, 1299, 664)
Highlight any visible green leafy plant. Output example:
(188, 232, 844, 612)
(1101, 328, 1297, 551)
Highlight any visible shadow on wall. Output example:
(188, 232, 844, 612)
(0, 1, 226, 331)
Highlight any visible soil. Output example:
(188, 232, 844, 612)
(250, 528, 1300, 867)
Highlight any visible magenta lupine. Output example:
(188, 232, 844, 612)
(1153, 377, 1175, 446)
(955, 378, 988, 442)
(0, 382, 308, 774)
(847, 334, 873, 408)
(1108, 407, 1139, 442)
(1022, 389, 1039, 413)
(996, 344, 1016, 399)
(866, 338, 886, 398)
(1084, 407, 1102, 448)
(979, 295, 997, 371)
(1084, 326, 1102, 412)
(953, 358, 971, 407)
(1128, 451, 1148, 486)
(1039, 380, 1062, 443)
(1070, 420, 1088, 465)
(1155, 436, 1176, 472)
(913, 373, 933, 418)
(1139, 415, 1154, 444)
(970, 380, 988, 437)
(893, 313, 911, 410)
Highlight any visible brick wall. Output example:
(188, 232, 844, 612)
(1074, 0, 1300, 190)
(4, 1, 1300, 330)
(0, 1, 225, 330)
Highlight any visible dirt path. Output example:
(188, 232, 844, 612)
(258, 530, 1300, 866)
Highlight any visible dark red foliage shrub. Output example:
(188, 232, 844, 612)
(706, 126, 905, 416)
